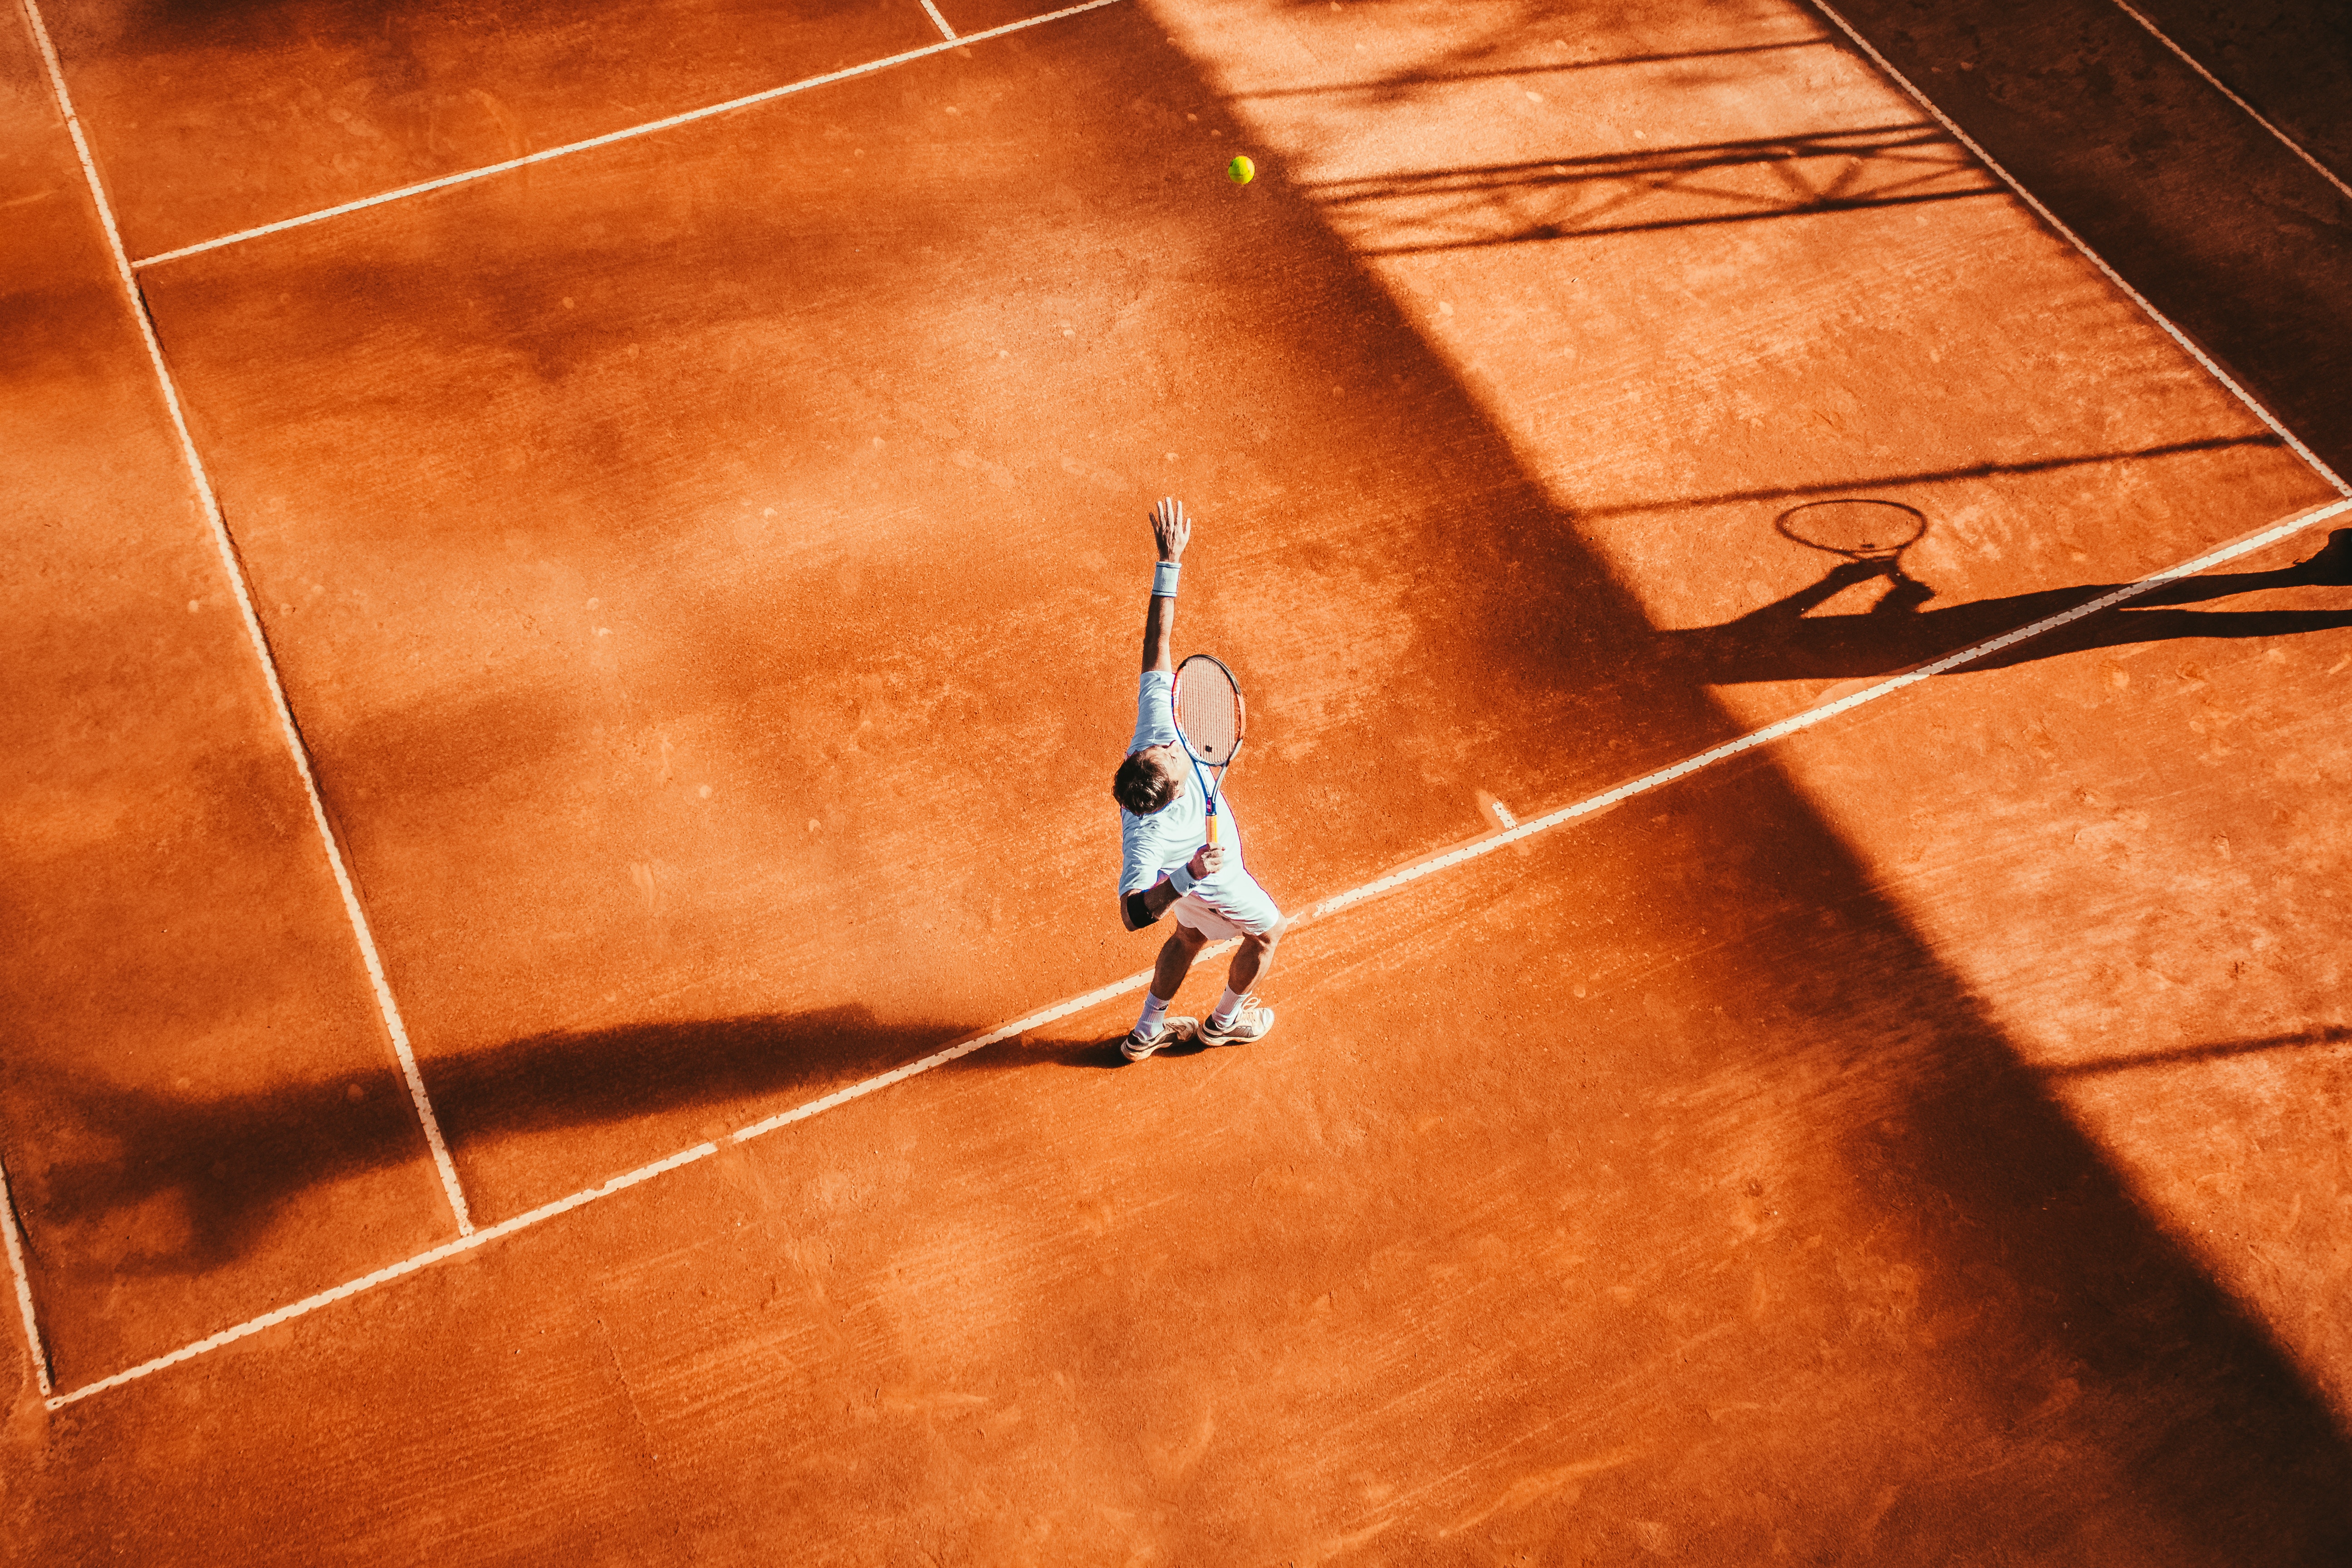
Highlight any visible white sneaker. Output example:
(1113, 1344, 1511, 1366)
(1197, 997, 1274, 1048)
(1120, 1016, 1197, 1063)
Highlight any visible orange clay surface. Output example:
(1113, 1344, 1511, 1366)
(4, 0, 2349, 1561)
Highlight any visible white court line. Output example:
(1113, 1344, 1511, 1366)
(48, 1142, 718, 1409)
(0, 1153, 54, 1396)
(18, 0, 476, 1240)
(920, 0, 960, 42)
(1313, 499, 2351, 919)
(1808, 0, 2352, 500)
(40, 494, 2348, 1411)
(128, 0, 1123, 269)
(2106, 0, 2352, 207)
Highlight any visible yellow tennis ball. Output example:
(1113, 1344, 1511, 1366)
(1227, 154, 1255, 185)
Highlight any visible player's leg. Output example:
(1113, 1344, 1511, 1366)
(1223, 919, 1284, 995)
(1197, 875, 1284, 1047)
(1153, 921, 1210, 1003)
(1122, 921, 1209, 1062)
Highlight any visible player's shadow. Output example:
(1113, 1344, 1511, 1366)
(1669, 521, 2352, 686)
(22, 1006, 969, 1276)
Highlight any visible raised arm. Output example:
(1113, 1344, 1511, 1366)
(1141, 497, 1190, 674)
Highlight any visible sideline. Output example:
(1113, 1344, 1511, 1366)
(18, 0, 476, 1240)
(40, 494, 2349, 1411)
(0, 1154, 52, 1396)
(127, 0, 1127, 270)
(1808, 0, 2350, 500)
(2106, 0, 2352, 207)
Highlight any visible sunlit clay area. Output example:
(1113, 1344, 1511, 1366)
(6, 0, 2351, 1559)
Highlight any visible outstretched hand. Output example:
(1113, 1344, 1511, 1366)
(1152, 497, 1191, 562)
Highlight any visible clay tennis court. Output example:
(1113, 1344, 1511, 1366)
(5, 0, 2350, 1558)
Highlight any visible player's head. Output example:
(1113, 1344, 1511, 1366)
(1113, 745, 1185, 815)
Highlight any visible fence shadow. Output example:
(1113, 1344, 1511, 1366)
(1302, 123, 2001, 255)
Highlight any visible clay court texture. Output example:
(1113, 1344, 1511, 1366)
(5, 0, 2352, 1558)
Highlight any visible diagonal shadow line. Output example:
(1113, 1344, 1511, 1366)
(2037, 1027, 2352, 1078)
(1336, 149, 1979, 225)
(1301, 122, 1953, 196)
(28, 4, 2347, 1552)
(1343, 184, 2006, 254)
(1225, 37, 1835, 98)
(1573, 433, 2283, 521)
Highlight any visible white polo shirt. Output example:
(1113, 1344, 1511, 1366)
(1117, 668, 1245, 899)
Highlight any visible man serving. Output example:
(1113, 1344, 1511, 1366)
(1111, 498, 1285, 1062)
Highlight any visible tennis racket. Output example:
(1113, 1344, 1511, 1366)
(1172, 653, 1246, 845)
(1774, 499, 1927, 563)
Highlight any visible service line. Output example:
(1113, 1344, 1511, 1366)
(18, 0, 476, 1239)
(128, 0, 1125, 270)
(1807, 0, 2350, 500)
(41, 495, 2348, 1411)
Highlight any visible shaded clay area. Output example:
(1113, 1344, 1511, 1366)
(4, 0, 2348, 1562)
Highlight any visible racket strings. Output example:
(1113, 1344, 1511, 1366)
(1174, 663, 1241, 763)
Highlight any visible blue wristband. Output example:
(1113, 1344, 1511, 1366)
(1152, 561, 1181, 598)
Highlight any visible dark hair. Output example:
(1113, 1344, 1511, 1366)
(1113, 751, 1177, 815)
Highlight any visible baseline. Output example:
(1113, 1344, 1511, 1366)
(127, 0, 1125, 270)
(42, 495, 2348, 1412)
(18, 0, 475, 1234)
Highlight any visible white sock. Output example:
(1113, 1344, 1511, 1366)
(1137, 993, 1170, 1034)
(1209, 987, 1245, 1028)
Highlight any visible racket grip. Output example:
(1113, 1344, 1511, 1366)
(1205, 812, 1222, 846)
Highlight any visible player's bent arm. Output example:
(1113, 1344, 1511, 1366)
(1118, 843, 1225, 930)
(1122, 878, 1179, 931)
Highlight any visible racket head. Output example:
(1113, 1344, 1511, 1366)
(1172, 653, 1245, 766)
(1774, 499, 1927, 562)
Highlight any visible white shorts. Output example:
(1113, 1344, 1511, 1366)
(1171, 868, 1284, 940)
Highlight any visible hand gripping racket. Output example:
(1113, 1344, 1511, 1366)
(1172, 653, 1246, 845)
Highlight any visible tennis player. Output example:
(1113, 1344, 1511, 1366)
(1111, 498, 1284, 1062)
